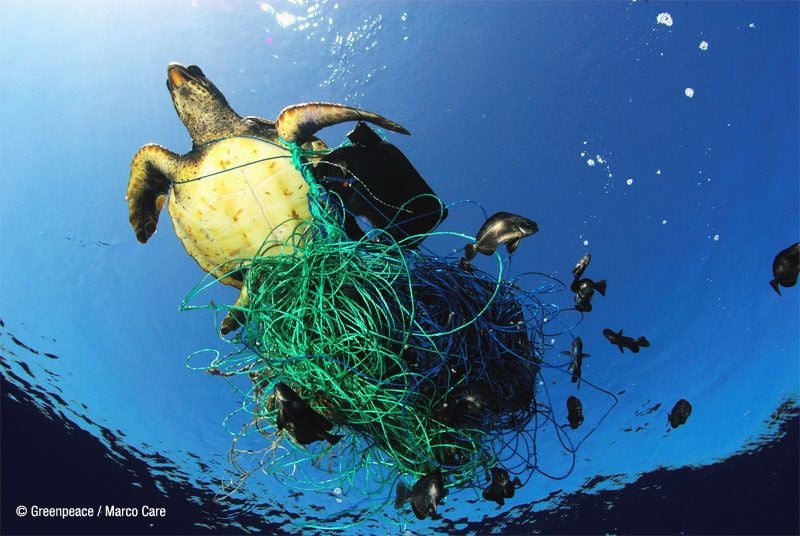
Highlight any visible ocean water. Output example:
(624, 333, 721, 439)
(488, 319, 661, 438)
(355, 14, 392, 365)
(1, 1, 798, 534)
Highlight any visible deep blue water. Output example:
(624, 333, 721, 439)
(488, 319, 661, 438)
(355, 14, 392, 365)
(1, 1, 798, 534)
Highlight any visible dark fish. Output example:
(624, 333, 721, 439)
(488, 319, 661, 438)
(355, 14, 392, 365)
(770, 242, 800, 295)
(482, 466, 522, 506)
(395, 469, 448, 520)
(668, 399, 692, 429)
(561, 336, 591, 387)
(440, 381, 499, 426)
(274, 383, 343, 446)
(572, 253, 592, 279)
(314, 122, 448, 248)
(462, 212, 538, 265)
(603, 328, 650, 354)
(569, 254, 606, 312)
(566, 395, 584, 429)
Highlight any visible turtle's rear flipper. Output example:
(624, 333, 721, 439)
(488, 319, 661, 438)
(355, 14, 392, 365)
(127, 144, 179, 243)
(275, 102, 410, 144)
(220, 286, 249, 335)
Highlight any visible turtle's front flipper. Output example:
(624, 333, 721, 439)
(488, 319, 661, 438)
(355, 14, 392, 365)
(220, 286, 249, 335)
(127, 144, 180, 243)
(276, 102, 410, 144)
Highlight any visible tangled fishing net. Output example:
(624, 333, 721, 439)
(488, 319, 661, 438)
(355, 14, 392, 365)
(181, 129, 612, 524)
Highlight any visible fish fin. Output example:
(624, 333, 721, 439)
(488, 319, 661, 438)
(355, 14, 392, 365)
(594, 280, 607, 296)
(506, 238, 520, 254)
(583, 352, 591, 358)
(394, 482, 410, 509)
(769, 279, 781, 295)
(630, 345, 640, 353)
(276, 410, 287, 431)
(463, 243, 477, 262)
(560, 350, 571, 356)
(325, 432, 344, 446)
(618, 343, 624, 354)
(637, 336, 650, 347)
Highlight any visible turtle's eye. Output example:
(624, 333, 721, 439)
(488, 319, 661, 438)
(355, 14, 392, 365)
(187, 65, 204, 77)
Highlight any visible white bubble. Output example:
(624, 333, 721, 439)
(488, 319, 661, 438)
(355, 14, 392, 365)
(713, 234, 720, 241)
(662, 219, 668, 225)
(626, 178, 634, 186)
(587, 159, 596, 167)
(596, 155, 605, 164)
(698, 40, 709, 51)
(333, 487, 342, 495)
(580, 151, 586, 157)
(685, 87, 695, 98)
(656, 169, 662, 175)
(583, 140, 588, 145)
(656, 12, 673, 27)
(748, 22, 755, 29)
(583, 239, 589, 246)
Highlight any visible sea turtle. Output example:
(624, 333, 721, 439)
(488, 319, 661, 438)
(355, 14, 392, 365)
(126, 63, 409, 334)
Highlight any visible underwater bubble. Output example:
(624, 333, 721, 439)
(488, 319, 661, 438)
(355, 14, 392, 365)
(685, 87, 695, 98)
(657, 12, 673, 27)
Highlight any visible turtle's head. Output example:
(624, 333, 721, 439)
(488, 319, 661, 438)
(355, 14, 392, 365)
(166, 63, 242, 145)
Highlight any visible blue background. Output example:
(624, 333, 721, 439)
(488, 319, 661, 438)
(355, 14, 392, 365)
(1, 1, 798, 534)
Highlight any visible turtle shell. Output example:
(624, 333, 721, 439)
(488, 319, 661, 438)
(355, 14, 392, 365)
(168, 136, 312, 287)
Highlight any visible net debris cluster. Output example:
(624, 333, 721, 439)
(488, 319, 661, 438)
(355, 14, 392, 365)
(182, 124, 591, 522)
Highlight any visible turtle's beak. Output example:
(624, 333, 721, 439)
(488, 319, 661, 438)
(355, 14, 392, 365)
(167, 63, 189, 91)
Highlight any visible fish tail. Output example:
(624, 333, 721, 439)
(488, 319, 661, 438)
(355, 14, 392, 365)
(326, 432, 344, 445)
(394, 482, 410, 509)
(769, 279, 781, 295)
(636, 336, 650, 347)
(594, 279, 607, 296)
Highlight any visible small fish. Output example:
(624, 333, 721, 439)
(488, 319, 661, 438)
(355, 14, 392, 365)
(668, 399, 692, 429)
(603, 328, 650, 354)
(572, 253, 592, 279)
(561, 336, 591, 387)
(395, 469, 448, 520)
(274, 383, 343, 446)
(482, 466, 522, 506)
(769, 242, 800, 295)
(566, 395, 584, 429)
(462, 212, 538, 266)
(569, 254, 606, 312)
(440, 381, 498, 426)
